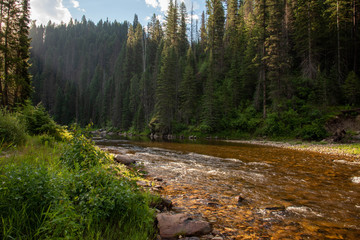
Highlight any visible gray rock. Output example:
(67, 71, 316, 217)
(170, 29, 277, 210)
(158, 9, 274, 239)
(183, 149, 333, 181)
(114, 154, 136, 166)
(157, 213, 211, 239)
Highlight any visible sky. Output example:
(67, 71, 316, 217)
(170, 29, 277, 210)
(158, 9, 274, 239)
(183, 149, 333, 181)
(29, 0, 205, 26)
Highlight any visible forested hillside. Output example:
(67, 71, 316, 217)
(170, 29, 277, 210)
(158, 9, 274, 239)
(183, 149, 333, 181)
(29, 0, 360, 139)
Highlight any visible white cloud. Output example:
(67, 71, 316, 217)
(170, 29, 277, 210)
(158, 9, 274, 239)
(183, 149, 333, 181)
(145, 0, 199, 13)
(71, 0, 80, 8)
(30, 0, 72, 25)
(145, 0, 159, 9)
(71, 0, 86, 12)
(190, 14, 199, 21)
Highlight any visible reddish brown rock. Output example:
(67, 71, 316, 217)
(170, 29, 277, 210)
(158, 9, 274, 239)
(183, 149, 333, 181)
(157, 213, 211, 239)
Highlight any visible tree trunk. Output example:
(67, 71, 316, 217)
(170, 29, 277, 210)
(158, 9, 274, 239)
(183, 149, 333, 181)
(308, 1, 313, 80)
(0, 2, 4, 106)
(354, 0, 357, 73)
(3, 5, 11, 106)
(337, 0, 341, 83)
(262, 0, 267, 119)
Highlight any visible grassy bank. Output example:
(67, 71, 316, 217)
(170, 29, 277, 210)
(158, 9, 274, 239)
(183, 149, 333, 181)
(0, 106, 158, 240)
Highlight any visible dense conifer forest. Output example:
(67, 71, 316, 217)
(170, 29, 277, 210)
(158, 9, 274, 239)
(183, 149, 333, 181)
(28, 0, 360, 139)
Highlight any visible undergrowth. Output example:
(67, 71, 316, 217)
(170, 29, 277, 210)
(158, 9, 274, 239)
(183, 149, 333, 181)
(0, 110, 157, 239)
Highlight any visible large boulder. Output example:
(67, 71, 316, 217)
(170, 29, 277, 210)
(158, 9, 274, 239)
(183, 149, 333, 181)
(113, 154, 136, 166)
(157, 213, 211, 239)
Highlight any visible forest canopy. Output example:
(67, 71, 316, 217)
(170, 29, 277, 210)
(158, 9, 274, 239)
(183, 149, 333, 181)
(28, 0, 360, 139)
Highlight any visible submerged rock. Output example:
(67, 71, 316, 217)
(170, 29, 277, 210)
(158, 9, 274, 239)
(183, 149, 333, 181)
(157, 213, 211, 239)
(236, 196, 249, 206)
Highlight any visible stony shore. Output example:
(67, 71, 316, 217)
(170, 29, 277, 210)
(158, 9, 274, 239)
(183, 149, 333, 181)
(224, 139, 360, 160)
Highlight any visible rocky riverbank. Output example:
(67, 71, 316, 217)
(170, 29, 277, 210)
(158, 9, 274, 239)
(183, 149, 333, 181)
(224, 140, 360, 159)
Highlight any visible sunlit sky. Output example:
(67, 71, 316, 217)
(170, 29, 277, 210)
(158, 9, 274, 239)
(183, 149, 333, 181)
(29, 0, 205, 26)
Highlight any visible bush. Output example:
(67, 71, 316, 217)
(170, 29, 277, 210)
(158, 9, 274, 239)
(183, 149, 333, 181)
(230, 106, 262, 133)
(21, 101, 61, 139)
(0, 163, 59, 239)
(39, 134, 56, 147)
(38, 167, 155, 239)
(298, 122, 328, 141)
(343, 71, 360, 105)
(60, 131, 111, 170)
(0, 110, 27, 147)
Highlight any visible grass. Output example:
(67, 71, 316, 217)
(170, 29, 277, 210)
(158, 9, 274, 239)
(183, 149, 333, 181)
(0, 130, 158, 240)
(332, 143, 360, 155)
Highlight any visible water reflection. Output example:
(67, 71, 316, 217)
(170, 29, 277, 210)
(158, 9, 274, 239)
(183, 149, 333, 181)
(97, 138, 360, 239)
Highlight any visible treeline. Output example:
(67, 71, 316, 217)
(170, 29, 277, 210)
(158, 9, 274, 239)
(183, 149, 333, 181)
(29, 0, 360, 139)
(0, 0, 32, 108)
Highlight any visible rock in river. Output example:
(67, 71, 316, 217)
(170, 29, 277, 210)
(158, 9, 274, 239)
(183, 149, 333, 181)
(157, 213, 211, 239)
(113, 154, 136, 166)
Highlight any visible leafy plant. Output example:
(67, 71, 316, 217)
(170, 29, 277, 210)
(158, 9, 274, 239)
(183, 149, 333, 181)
(20, 101, 61, 139)
(60, 130, 111, 170)
(0, 162, 58, 239)
(0, 109, 27, 147)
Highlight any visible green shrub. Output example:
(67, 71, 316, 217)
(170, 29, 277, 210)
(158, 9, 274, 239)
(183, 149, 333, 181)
(343, 71, 360, 105)
(60, 131, 111, 170)
(0, 163, 59, 239)
(0, 110, 27, 147)
(39, 134, 56, 147)
(230, 106, 262, 133)
(21, 101, 61, 139)
(39, 167, 155, 239)
(263, 112, 287, 137)
(298, 122, 328, 141)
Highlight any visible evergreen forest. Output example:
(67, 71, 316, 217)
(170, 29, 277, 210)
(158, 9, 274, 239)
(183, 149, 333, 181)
(28, 0, 360, 140)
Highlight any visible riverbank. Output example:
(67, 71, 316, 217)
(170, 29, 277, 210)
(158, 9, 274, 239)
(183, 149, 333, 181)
(224, 139, 360, 158)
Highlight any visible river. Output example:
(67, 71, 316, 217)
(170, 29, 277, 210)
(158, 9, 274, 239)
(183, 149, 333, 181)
(97, 138, 360, 239)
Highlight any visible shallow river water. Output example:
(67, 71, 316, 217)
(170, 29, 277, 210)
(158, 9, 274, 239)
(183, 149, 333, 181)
(98, 138, 360, 239)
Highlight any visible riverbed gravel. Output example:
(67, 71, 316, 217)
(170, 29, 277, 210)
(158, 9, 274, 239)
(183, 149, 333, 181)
(224, 140, 360, 160)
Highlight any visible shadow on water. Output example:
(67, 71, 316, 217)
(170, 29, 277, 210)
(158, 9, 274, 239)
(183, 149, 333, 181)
(97, 136, 360, 239)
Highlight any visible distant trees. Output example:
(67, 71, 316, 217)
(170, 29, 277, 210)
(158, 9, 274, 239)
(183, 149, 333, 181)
(29, 0, 360, 136)
(0, 0, 32, 108)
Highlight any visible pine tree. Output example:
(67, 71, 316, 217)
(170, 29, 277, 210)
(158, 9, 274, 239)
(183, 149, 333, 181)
(180, 47, 197, 124)
(200, 11, 207, 50)
(294, 0, 324, 80)
(165, 0, 179, 46)
(155, 45, 177, 134)
(203, 0, 225, 130)
(179, 2, 188, 56)
(15, 0, 32, 104)
(265, 0, 291, 106)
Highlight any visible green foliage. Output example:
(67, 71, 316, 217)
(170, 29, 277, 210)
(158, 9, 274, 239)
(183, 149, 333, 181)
(39, 134, 56, 147)
(299, 122, 328, 141)
(40, 167, 155, 239)
(343, 71, 360, 105)
(230, 106, 262, 133)
(28, 1, 360, 140)
(21, 101, 61, 139)
(0, 133, 156, 239)
(260, 106, 328, 140)
(60, 130, 111, 170)
(0, 163, 57, 239)
(0, 110, 27, 147)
